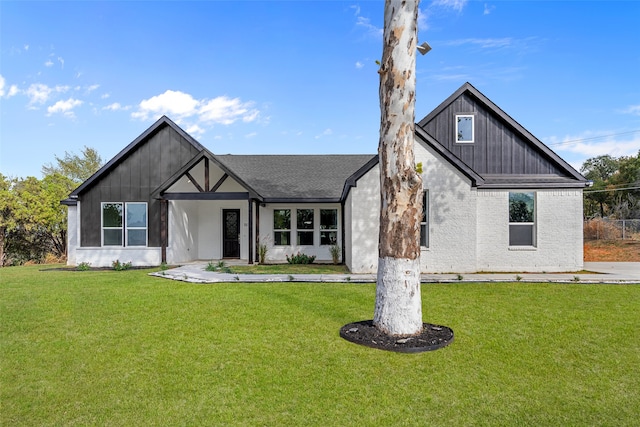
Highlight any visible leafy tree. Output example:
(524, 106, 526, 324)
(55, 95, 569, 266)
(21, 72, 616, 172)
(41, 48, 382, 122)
(580, 152, 640, 219)
(374, 0, 423, 336)
(42, 146, 103, 183)
(581, 155, 619, 218)
(0, 174, 18, 266)
(1, 147, 103, 266)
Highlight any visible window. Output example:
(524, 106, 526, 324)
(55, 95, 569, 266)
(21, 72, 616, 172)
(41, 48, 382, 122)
(509, 192, 535, 246)
(126, 203, 147, 246)
(102, 202, 147, 246)
(320, 209, 338, 245)
(297, 209, 314, 245)
(456, 115, 474, 143)
(273, 209, 291, 245)
(102, 203, 123, 246)
(420, 191, 429, 248)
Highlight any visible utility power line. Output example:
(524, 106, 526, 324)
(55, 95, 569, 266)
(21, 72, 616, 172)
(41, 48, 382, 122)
(548, 129, 640, 148)
(584, 185, 640, 193)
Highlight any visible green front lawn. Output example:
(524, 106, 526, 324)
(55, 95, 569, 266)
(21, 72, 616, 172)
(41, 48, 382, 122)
(228, 263, 350, 274)
(2, 265, 639, 426)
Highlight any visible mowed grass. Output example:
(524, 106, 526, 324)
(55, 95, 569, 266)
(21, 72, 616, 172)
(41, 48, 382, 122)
(2, 266, 639, 426)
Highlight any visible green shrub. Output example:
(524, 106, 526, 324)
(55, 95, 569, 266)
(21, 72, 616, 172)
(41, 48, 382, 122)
(76, 262, 92, 271)
(112, 260, 132, 271)
(258, 243, 268, 264)
(286, 252, 316, 264)
(205, 261, 232, 274)
(329, 244, 341, 265)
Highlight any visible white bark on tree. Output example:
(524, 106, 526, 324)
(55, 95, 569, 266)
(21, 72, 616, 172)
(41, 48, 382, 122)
(373, 0, 424, 336)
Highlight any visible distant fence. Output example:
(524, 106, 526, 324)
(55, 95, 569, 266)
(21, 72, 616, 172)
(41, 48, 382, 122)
(584, 218, 640, 240)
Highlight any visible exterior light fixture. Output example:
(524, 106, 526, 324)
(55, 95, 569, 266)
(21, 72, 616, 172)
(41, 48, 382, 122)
(417, 41, 432, 55)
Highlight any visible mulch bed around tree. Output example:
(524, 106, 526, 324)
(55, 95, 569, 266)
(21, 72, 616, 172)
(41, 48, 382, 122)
(340, 320, 454, 353)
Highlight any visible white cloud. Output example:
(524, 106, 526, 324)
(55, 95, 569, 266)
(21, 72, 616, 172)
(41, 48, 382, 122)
(245, 132, 258, 138)
(445, 37, 514, 49)
(47, 98, 83, 118)
(131, 90, 200, 120)
(623, 105, 640, 116)
(58, 57, 64, 68)
(355, 61, 364, 69)
(356, 15, 383, 38)
(483, 3, 495, 15)
(103, 102, 130, 111)
(45, 59, 54, 67)
(86, 84, 100, 93)
(186, 124, 205, 137)
(8, 85, 20, 97)
(24, 44, 29, 51)
(131, 90, 261, 136)
(315, 128, 333, 139)
(199, 96, 258, 125)
(0, 75, 5, 97)
(431, 0, 468, 12)
(101, 93, 111, 99)
(548, 131, 640, 169)
(26, 83, 53, 105)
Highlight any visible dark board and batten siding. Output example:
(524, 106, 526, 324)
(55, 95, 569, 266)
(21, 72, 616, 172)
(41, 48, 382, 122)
(421, 93, 569, 177)
(79, 125, 202, 247)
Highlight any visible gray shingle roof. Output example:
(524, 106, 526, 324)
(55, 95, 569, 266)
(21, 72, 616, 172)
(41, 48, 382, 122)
(213, 154, 376, 201)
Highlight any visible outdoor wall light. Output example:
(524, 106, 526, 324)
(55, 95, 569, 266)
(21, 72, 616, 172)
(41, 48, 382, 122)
(417, 41, 432, 55)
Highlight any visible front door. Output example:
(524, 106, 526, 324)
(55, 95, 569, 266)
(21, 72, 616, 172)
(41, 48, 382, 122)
(223, 209, 241, 258)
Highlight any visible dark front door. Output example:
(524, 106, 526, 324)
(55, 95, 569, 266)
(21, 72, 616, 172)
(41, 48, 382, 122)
(223, 209, 241, 258)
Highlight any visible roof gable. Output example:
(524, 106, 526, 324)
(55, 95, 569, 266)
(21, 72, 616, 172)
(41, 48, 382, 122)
(417, 82, 586, 186)
(69, 116, 205, 198)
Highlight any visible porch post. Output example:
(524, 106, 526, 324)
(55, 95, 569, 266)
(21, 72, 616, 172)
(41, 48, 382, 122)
(247, 198, 254, 264)
(340, 201, 346, 265)
(255, 203, 260, 263)
(160, 199, 168, 264)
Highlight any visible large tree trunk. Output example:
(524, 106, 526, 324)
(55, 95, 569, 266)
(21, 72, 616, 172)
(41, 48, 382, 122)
(0, 226, 5, 267)
(373, 0, 423, 336)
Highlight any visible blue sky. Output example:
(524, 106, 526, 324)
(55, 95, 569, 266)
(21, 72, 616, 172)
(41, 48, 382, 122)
(1, 0, 639, 179)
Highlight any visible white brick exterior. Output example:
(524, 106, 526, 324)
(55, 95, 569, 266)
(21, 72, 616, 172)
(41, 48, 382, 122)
(476, 189, 584, 272)
(258, 203, 342, 264)
(345, 140, 584, 274)
(345, 164, 380, 273)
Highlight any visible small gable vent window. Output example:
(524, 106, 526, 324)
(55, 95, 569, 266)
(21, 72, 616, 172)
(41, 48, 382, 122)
(509, 192, 535, 246)
(456, 114, 474, 143)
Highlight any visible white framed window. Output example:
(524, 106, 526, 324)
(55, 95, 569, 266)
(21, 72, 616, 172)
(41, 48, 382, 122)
(125, 202, 147, 246)
(102, 203, 123, 246)
(320, 209, 338, 245)
(273, 209, 291, 245)
(297, 209, 314, 245)
(456, 114, 474, 143)
(509, 192, 535, 246)
(420, 191, 429, 248)
(102, 202, 148, 247)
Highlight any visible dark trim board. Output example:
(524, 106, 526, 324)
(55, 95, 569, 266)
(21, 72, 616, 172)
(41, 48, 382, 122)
(161, 192, 250, 200)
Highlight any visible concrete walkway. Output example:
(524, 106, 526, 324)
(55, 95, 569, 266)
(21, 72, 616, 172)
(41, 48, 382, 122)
(150, 262, 640, 284)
